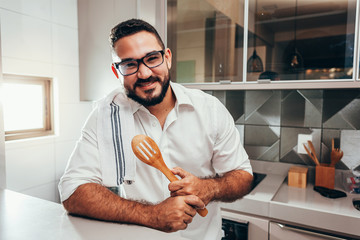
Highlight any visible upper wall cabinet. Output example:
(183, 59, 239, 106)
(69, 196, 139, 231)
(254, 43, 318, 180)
(167, 0, 360, 89)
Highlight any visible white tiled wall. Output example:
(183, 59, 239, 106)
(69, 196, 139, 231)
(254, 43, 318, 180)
(0, 0, 93, 202)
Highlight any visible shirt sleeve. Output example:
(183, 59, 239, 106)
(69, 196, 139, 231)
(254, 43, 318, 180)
(211, 98, 253, 176)
(58, 108, 103, 202)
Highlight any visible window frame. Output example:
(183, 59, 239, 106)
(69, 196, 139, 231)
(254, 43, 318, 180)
(3, 74, 53, 141)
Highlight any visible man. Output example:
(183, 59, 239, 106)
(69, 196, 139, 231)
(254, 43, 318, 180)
(59, 19, 253, 240)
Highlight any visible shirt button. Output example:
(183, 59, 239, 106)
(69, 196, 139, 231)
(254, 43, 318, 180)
(125, 180, 133, 185)
(152, 122, 157, 127)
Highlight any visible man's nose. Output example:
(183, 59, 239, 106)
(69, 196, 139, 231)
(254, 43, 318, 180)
(136, 62, 152, 79)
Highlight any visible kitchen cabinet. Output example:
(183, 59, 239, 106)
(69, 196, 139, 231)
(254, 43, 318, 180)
(168, 0, 360, 89)
(222, 210, 354, 240)
(222, 211, 352, 240)
(269, 222, 350, 240)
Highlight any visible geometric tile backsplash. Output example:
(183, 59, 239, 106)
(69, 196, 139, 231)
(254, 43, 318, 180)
(212, 88, 360, 170)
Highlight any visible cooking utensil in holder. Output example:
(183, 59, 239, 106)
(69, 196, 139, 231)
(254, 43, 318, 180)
(304, 140, 335, 189)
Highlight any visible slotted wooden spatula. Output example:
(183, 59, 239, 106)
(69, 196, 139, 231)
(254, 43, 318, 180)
(131, 134, 208, 217)
(330, 138, 343, 167)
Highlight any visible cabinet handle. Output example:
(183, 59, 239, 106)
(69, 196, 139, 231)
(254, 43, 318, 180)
(277, 223, 347, 240)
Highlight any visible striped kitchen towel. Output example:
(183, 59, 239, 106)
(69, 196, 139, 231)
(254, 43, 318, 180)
(97, 87, 136, 191)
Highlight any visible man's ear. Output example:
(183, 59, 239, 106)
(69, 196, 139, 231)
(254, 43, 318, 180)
(165, 48, 172, 69)
(111, 63, 119, 79)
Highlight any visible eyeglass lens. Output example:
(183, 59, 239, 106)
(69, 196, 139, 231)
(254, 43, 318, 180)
(118, 50, 164, 76)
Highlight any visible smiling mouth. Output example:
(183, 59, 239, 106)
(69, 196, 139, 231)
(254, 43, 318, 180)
(137, 81, 155, 87)
(135, 77, 159, 89)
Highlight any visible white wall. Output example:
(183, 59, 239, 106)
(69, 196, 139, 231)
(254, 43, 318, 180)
(0, 23, 5, 188)
(0, 0, 165, 202)
(0, 0, 93, 202)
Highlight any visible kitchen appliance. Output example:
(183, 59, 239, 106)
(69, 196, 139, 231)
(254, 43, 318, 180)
(221, 218, 248, 240)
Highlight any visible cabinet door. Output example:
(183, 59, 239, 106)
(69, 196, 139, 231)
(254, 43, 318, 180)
(269, 222, 348, 240)
(222, 211, 268, 240)
(168, 0, 359, 87)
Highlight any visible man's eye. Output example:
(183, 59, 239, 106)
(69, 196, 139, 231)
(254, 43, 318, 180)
(145, 54, 161, 64)
(148, 56, 159, 61)
(122, 61, 137, 68)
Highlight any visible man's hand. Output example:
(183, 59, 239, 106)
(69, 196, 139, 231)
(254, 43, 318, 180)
(150, 195, 205, 232)
(169, 167, 253, 204)
(169, 167, 214, 205)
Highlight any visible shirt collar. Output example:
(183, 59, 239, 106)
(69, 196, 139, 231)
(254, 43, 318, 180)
(170, 81, 193, 109)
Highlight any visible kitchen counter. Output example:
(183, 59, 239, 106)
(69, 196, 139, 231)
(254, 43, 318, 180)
(221, 160, 360, 238)
(0, 188, 188, 240)
(221, 160, 290, 216)
(271, 180, 360, 237)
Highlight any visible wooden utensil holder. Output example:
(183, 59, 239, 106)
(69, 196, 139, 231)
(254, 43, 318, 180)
(315, 164, 335, 189)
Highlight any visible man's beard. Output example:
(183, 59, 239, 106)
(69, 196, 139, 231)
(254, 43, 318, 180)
(126, 73, 170, 107)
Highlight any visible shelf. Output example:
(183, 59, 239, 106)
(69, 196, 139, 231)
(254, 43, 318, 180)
(182, 80, 360, 91)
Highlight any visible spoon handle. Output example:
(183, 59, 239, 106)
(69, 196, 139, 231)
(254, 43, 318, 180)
(158, 165, 179, 182)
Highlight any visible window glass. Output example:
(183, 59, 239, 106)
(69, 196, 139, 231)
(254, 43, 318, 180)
(168, 0, 357, 83)
(3, 83, 44, 131)
(248, 0, 357, 81)
(168, 0, 245, 83)
(3, 74, 52, 140)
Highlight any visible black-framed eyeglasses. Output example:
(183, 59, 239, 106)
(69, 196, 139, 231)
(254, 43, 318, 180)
(114, 50, 165, 76)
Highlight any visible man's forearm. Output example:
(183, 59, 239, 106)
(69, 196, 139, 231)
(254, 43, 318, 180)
(169, 168, 253, 205)
(205, 170, 253, 203)
(62, 183, 153, 226)
(62, 182, 203, 232)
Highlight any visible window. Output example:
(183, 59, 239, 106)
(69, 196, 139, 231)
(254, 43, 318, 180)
(3, 74, 53, 141)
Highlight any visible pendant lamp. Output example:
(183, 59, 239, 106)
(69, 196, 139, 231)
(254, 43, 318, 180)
(288, 0, 303, 72)
(247, 0, 264, 73)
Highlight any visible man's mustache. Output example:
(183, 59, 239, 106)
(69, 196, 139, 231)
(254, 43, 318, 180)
(134, 76, 160, 87)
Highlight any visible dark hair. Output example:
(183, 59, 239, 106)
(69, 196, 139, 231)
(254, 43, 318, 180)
(109, 18, 165, 49)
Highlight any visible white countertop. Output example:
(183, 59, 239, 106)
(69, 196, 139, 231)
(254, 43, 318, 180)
(0, 188, 188, 240)
(3, 159, 360, 239)
(271, 180, 360, 237)
(221, 160, 360, 238)
(221, 173, 285, 216)
(221, 160, 290, 216)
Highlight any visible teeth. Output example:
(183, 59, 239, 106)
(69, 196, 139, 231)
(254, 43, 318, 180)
(139, 81, 154, 87)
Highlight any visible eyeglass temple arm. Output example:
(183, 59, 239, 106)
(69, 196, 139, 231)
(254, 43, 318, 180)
(111, 63, 119, 79)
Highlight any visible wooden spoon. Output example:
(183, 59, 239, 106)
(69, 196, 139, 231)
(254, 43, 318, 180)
(131, 134, 208, 217)
(307, 141, 320, 166)
(330, 138, 343, 167)
(303, 141, 320, 166)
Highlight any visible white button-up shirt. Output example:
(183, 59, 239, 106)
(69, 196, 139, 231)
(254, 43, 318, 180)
(59, 82, 252, 240)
